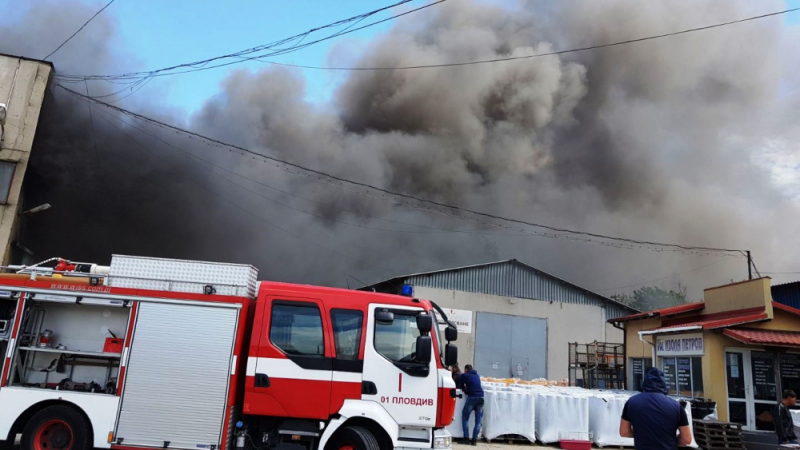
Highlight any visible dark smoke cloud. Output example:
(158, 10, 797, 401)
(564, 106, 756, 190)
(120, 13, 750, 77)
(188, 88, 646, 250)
(2, 0, 799, 297)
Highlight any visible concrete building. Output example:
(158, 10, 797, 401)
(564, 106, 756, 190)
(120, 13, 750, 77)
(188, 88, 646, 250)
(364, 259, 636, 382)
(611, 277, 800, 430)
(0, 54, 53, 264)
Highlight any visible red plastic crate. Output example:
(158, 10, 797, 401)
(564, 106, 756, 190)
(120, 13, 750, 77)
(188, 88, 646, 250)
(104, 337, 124, 353)
(560, 440, 592, 450)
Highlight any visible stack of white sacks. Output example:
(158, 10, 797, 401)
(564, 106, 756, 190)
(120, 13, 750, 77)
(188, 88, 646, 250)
(446, 382, 699, 448)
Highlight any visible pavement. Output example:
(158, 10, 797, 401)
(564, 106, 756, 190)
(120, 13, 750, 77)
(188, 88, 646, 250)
(453, 441, 557, 450)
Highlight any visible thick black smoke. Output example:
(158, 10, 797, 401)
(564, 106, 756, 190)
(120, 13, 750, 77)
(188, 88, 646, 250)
(2, 0, 799, 296)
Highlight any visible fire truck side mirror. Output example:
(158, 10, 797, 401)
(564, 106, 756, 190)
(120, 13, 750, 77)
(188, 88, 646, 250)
(444, 343, 458, 367)
(445, 326, 458, 342)
(376, 311, 394, 324)
(415, 335, 432, 364)
(416, 314, 433, 333)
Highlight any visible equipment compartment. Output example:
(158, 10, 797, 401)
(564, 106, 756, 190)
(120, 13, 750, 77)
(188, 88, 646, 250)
(0, 294, 17, 381)
(6, 294, 131, 394)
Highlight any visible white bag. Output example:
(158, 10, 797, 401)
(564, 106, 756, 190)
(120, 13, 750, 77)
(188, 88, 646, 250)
(483, 390, 536, 442)
(535, 393, 590, 444)
(589, 395, 634, 447)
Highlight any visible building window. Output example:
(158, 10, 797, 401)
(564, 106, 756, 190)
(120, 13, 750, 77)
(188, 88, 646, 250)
(662, 357, 704, 397)
(270, 303, 325, 357)
(631, 358, 653, 391)
(330, 309, 363, 361)
(0, 161, 16, 204)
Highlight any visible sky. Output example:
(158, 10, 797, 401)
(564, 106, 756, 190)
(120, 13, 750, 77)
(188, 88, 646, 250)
(20, 0, 796, 113)
(1, 0, 800, 298)
(0, 0, 403, 112)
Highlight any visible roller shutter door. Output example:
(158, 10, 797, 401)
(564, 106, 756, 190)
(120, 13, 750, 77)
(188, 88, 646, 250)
(116, 302, 238, 449)
(474, 312, 547, 380)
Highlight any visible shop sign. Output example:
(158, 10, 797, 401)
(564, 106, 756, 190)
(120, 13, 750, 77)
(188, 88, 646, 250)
(437, 308, 472, 333)
(656, 333, 704, 356)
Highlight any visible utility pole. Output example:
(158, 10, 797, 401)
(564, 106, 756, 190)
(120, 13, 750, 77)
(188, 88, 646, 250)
(747, 250, 752, 280)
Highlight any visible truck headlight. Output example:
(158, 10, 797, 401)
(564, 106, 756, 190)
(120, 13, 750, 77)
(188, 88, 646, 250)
(434, 436, 452, 449)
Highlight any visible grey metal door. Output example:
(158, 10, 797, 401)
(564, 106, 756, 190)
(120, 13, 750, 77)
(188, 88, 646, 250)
(474, 313, 547, 380)
(115, 302, 238, 449)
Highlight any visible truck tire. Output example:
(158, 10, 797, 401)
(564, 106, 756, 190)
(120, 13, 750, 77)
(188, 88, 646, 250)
(327, 426, 380, 450)
(20, 405, 91, 450)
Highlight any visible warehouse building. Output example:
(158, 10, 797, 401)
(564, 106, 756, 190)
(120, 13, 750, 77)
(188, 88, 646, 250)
(611, 277, 800, 431)
(0, 54, 53, 264)
(363, 259, 636, 381)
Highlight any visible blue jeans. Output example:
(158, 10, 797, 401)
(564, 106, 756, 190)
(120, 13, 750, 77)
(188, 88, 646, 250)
(778, 439, 798, 444)
(462, 396, 484, 441)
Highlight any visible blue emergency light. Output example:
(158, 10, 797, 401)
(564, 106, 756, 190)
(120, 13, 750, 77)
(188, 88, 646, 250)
(401, 284, 413, 297)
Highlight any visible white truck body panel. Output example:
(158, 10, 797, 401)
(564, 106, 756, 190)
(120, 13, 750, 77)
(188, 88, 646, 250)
(0, 387, 120, 448)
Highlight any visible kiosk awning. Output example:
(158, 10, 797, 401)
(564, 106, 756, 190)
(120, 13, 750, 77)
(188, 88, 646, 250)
(640, 310, 769, 335)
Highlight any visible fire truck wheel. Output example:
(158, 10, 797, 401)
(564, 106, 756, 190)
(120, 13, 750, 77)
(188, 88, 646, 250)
(20, 405, 91, 450)
(327, 426, 380, 450)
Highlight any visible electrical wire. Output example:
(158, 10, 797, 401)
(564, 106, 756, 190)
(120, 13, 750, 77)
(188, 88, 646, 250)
(84, 80, 100, 165)
(72, 93, 746, 259)
(43, 0, 117, 60)
(54, 0, 445, 83)
(96, 105, 476, 235)
(58, 84, 748, 258)
(90, 104, 404, 281)
(249, 7, 800, 71)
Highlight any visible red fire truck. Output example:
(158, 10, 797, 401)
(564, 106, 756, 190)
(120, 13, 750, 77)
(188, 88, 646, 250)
(0, 255, 458, 450)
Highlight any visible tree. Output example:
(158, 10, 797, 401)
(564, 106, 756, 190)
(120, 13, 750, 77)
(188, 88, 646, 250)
(611, 283, 688, 312)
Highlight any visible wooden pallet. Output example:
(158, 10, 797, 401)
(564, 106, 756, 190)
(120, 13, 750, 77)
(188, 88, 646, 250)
(694, 420, 745, 432)
(694, 420, 745, 450)
(695, 444, 745, 450)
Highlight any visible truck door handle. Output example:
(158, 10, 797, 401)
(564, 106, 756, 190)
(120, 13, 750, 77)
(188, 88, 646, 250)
(255, 373, 270, 388)
(362, 381, 377, 395)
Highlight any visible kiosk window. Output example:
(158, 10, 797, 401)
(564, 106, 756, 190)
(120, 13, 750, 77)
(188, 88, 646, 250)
(781, 353, 800, 398)
(662, 357, 703, 397)
(631, 358, 653, 392)
(751, 351, 777, 401)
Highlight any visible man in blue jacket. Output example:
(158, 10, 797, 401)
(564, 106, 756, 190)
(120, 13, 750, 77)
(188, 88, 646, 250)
(619, 368, 692, 450)
(458, 364, 484, 446)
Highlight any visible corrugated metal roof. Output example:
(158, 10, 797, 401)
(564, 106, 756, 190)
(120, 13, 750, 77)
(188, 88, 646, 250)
(723, 328, 800, 348)
(364, 259, 636, 319)
(773, 281, 800, 310)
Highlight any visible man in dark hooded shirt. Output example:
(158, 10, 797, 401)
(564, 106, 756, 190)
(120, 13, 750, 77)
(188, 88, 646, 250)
(620, 368, 692, 450)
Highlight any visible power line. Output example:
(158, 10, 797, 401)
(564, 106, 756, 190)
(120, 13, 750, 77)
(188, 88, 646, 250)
(43, 0, 117, 60)
(248, 7, 800, 71)
(96, 105, 475, 236)
(84, 81, 100, 165)
(54, 0, 446, 84)
(90, 103, 402, 282)
(58, 84, 748, 257)
(69, 93, 748, 258)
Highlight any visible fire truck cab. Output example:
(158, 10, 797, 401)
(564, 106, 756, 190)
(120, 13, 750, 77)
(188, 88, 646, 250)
(0, 256, 458, 450)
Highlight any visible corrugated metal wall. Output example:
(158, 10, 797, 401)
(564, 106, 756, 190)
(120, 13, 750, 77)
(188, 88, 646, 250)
(773, 282, 800, 310)
(406, 261, 634, 319)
